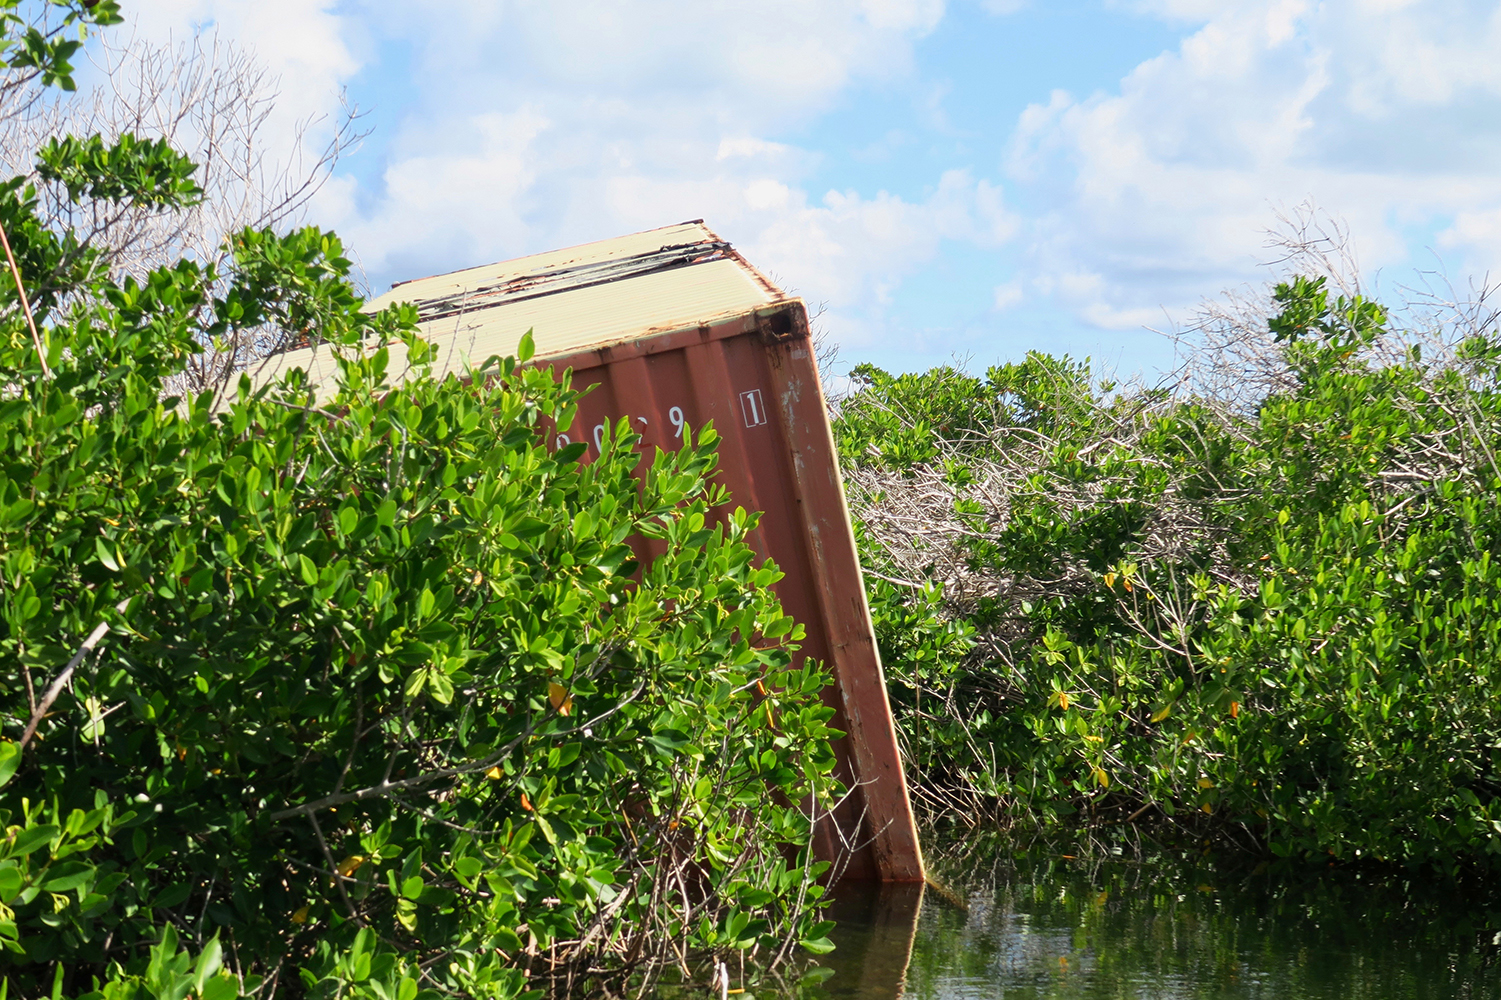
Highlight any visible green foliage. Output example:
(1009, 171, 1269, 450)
(37, 134, 202, 208)
(1267, 274, 1389, 347)
(859, 573, 980, 803)
(835, 354, 1099, 470)
(0, 11, 840, 997)
(844, 277, 1501, 873)
(0, 1, 121, 92)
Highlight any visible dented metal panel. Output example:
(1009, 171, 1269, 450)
(255, 222, 924, 882)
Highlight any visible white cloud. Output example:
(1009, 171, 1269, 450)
(114, 0, 357, 127)
(105, 0, 1030, 361)
(69, 1, 363, 249)
(334, 108, 552, 281)
(363, 0, 944, 134)
(1107, 0, 1218, 24)
(716, 138, 797, 163)
(1004, 0, 1501, 332)
(112, 0, 1501, 373)
(1440, 207, 1501, 265)
(302, 0, 1017, 346)
(993, 279, 1024, 310)
(977, 0, 1029, 14)
(751, 170, 1015, 314)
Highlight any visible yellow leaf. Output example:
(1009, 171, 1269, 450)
(548, 682, 573, 716)
(1057, 692, 1071, 711)
(1201, 803, 1213, 814)
(485, 765, 503, 780)
(520, 792, 533, 812)
(1230, 700, 1240, 718)
(1083, 734, 1103, 743)
(1103, 572, 1117, 589)
(336, 855, 364, 878)
(1150, 705, 1171, 723)
(1198, 777, 1214, 789)
(291, 905, 309, 925)
(1092, 767, 1109, 789)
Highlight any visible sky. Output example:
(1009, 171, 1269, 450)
(103, 0, 1501, 380)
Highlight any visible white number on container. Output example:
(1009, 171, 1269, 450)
(669, 406, 685, 438)
(739, 389, 767, 428)
(593, 423, 606, 452)
(556, 434, 571, 448)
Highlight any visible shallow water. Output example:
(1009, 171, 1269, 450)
(815, 848, 1501, 1000)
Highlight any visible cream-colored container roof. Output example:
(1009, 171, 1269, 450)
(246, 221, 786, 397)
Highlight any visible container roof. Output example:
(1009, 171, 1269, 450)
(245, 221, 788, 396)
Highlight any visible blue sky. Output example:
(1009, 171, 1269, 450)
(119, 1, 1501, 381)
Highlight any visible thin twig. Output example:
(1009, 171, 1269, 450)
(0, 217, 48, 377)
(267, 682, 646, 820)
(307, 811, 363, 925)
(20, 599, 129, 750)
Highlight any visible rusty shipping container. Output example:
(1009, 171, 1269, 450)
(254, 221, 924, 883)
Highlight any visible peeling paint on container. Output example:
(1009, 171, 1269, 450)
(255, 222, 924, 883)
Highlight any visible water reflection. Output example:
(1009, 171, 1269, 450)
(819, 846, 1501, 1000)
(822, 881, 926, 1000)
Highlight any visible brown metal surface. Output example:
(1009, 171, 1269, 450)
(541, 302, 924, 883)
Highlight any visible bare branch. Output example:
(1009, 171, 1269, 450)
(19, 599, 129, 750)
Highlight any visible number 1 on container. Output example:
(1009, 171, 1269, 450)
(740, 389, 767, 428)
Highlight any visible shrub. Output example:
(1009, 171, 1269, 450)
(844, 277, 1501, 872)
(0, 8, 840, 996)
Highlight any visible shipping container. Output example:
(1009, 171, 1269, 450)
(252, 221, 924, 883)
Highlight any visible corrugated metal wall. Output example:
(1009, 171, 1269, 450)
(544, 303, 924, 883)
